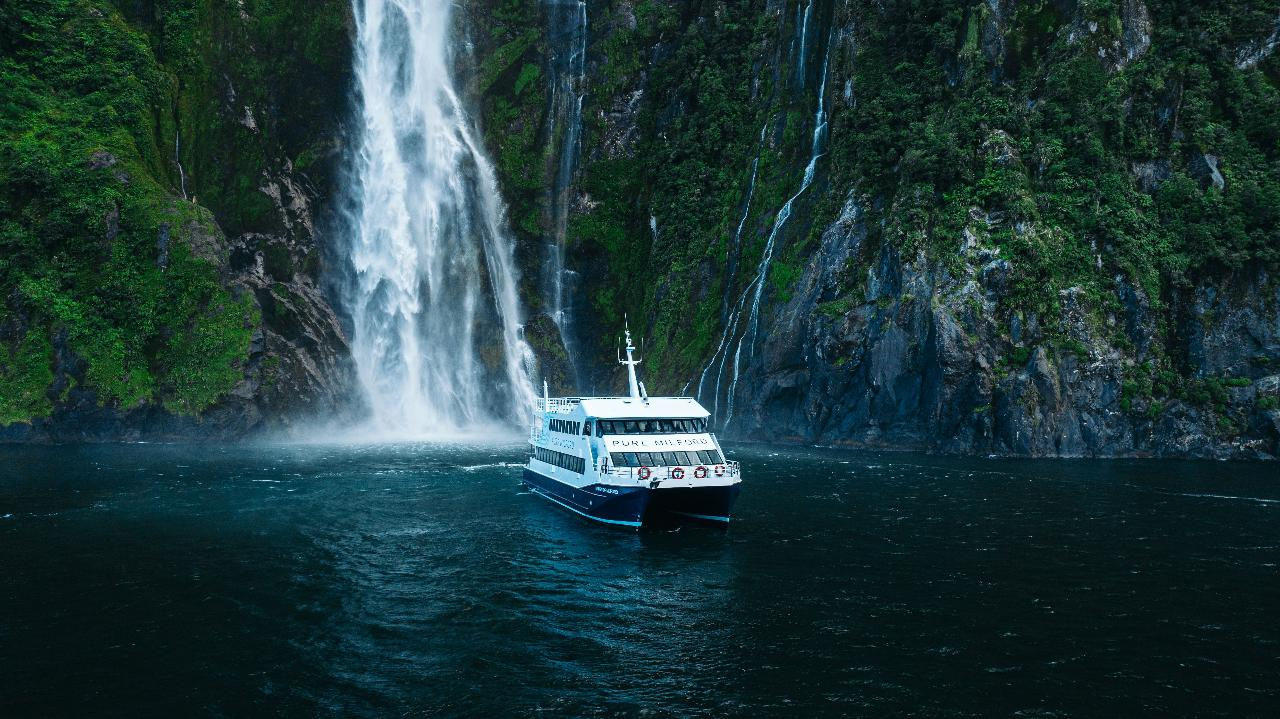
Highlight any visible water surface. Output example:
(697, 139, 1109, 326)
(1, 443, 1276, 717)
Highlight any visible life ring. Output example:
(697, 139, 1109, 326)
(714, 465, 726, 477)
(671, 467, 685, 480)
(694, 466, 708, 479)
(638, 466, 651, 480)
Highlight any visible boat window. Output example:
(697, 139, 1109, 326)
(658, 452, 675, 466)
(535, 445, 585, 474)
(708, 450, 722, 464)
(637, 452, 654, 466)
(679, 451, 695, 465)
(610, 453, 625, 466)
(592, 418, 711, 435)
(696, 450, 711, 464)
(624, 452, 639, 466)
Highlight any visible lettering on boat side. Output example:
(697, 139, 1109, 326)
(606, 438, 714, 449)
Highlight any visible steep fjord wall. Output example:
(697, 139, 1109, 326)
(476, 0, 1280, 458)
(0, 0, 355, 440)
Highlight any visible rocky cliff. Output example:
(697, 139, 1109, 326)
(3, 0, 1279, 458)
(0, 0, 357, 441)
(476, 0, 1280, 458)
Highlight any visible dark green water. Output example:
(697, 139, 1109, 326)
(1, 443, 1276, 717)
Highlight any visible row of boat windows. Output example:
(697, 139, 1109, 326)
(595, 419, 708, 436)
(546, 418, 711, 436)
(609, 450, 723, 468)
(548, 419, 582, 435)
(532, 446, 585, 474)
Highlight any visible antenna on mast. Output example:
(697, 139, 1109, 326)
(619, 314, 643, 399)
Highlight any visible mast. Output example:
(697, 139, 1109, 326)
(620, 317, 642, 399)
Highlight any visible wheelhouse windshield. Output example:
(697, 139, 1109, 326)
(595, 418, 708, 436)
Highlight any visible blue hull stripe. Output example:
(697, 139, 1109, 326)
(527, 487, 643, 527)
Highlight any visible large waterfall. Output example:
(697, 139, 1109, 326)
(344, 0, 536, 434)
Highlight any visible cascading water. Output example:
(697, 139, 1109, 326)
(695, 158, 758, 419)
(174, 130, 188, 200)
(700, 28, 834, 432)
(343, 0, 536, 434)
(796, 0, 814, 88)
(542, 0, 588, 388)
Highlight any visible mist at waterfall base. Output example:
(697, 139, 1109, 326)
(4, 444, 1278, 717)
(340, 0, 535, 438)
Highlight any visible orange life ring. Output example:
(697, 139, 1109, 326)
(638, 466, 651, 480)
(694, 466, 708, 479)
(714, 465, 726, 477)
(671, 467, 685, 480)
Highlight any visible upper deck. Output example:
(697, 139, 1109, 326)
(537, 396, 708, 420)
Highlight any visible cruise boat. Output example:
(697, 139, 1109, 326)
(522, 325, 742, 528)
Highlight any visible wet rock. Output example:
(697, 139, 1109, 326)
(156, 223, 170, 269)
(86, 151, 117, 170)
(1131, 159, 1171, 193)
(725, 200, 1279, 459)
(1189, 153, 1226, 191)
(1235, 14, 1280, 70)
(1119, 0, 1152, 66)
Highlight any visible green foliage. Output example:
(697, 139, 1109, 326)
(0, 326, 54, 424)
(818, 295, 856, 319)
(768, 260, 803, 301)
(827, 0, 1280, 321)
(0, 0, 276, 422)
(477, 30, 539, 96)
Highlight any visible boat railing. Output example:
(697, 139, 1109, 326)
(539, 396, 698, 412)
(598, 459, 740, 481)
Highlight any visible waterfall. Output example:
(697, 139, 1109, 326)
(721, 33, 833, 432)
(174, 130, 188, 200)
(796, 0, 814, 88)
(695, 158, 758, 420)
(343, 0, 536, 434)
(542, 0, 588, 389)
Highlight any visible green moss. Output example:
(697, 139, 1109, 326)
(0, 326, 55, 425)
(0, 1, 275, 421)
(818, 295, 856, 319)
(768, 260, 803, 301)
(476, 30, 538, 96)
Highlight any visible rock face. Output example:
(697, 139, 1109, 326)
(0, 1, 358, 442)
(730, 196, 1280, 459)
(6, 0, 1280, 459)
(469, 0, 1280, 459)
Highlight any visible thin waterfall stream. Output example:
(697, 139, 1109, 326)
(543, 0, 588, 389)
(343, 0, 536, 434)
(700, 25, 834, 432)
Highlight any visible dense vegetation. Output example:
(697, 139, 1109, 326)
(3, 0, 1277, 449)
(515, 0, 1280, 392)
(0, 0, 348, 427)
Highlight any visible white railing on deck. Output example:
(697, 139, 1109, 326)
(540, 396, 697, 413)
